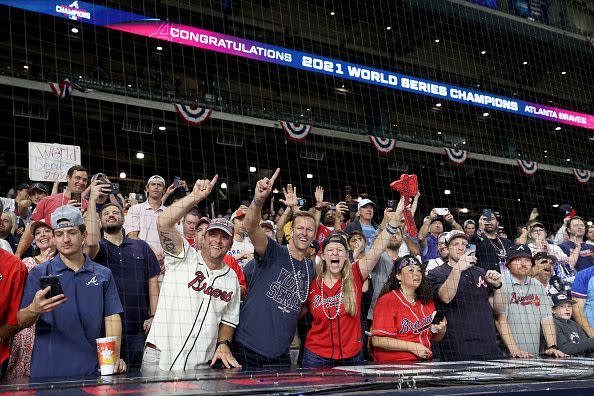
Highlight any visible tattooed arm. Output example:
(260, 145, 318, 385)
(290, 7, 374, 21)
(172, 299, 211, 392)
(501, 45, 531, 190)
(156, 176, 219, 256)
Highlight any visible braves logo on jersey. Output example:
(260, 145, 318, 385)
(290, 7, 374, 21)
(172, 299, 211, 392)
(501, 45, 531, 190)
(509, 292, 541, 306)
(187, 270, 234, 302)
(399, 315, 433, 335)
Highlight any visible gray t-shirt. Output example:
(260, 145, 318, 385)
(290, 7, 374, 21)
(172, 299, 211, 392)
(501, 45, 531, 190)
(236, 238, 315, 358)
(501, 274, 552, 356)
(367, 252, 395, 320)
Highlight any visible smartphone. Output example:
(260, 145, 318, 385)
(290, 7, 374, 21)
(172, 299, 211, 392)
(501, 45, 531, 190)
(110, 183, 120, 195)
(387, 199, 397, 209)
(330, 204, 337, 210)
(39, 275, 64, 298)
(345, 185, 352, 195)
(465, 243, 477, 257)
(71, 192, 82, 203)
(174, 176, 181, 189)
(128, 192, 137, 200)
(436, 208, 449, 216)
(482, 209, 492, 221)
(297, 198, 306, 207)
(348, 202, 358, 214)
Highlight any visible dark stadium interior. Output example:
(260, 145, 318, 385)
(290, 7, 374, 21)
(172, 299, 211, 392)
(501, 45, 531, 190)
(0, 0, 592, 229)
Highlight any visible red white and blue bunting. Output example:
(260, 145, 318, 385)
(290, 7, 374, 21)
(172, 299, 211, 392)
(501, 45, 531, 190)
(516, 159, 538, 176)
(368, 135, 396, 155)
(173, 103, 212, 126)
(444, 147, 468, 165)
(572, 168, 591, 185)
(48, 79, 89, 99)
(280, 121, 312, 142)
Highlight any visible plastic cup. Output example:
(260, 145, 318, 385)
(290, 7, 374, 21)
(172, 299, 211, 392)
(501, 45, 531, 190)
(96, 336, 117, 375)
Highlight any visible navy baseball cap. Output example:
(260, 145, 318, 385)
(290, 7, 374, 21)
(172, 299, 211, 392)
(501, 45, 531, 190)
(30, 182, 48, 194)
(551, 293, 576, 308)
(506, 244, 534, 264)
(206, 218, 234, 237)
(16, 183, 30, 191)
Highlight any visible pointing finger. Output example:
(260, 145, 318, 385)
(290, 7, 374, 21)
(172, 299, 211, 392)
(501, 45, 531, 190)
(209, 174, 219, 187)
(269, 168, 280, 185)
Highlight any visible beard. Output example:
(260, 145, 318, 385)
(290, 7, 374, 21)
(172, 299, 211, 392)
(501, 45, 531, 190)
(103, 224, 123, 234)
(387, 242, 401, 251)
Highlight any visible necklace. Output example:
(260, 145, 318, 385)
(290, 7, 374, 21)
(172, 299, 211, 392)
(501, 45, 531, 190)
(320, 277, 343, 320)
(401, 291, 416, 304)
(288, 249, 310, 303)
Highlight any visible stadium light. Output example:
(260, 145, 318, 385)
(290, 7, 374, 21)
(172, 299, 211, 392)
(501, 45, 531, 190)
(459, 208, 469, 213)
(249, 166, 257, 173)
(220, 182, 227, 189)
(444, 189, 451, 195)
(522, 61, 528, 65)
(555, 126, 562, 131)
(156, 46, 163, 51)
(23, 65, 29, 69)
(386, 26, 392, 30)
(434, 39, 440, 43)
(483, 112, 490, 117)
(119, 172, 126, 179)
(435, 103, 442, 107)
(306, 173, 313, 179)
(330, 11, 335, 16)
(552, 204, 559, 208)
(71, 27, 79, 34)
(561, 71, 567, 75)
(158, 126, 166, 131)
(480, 50, 486, 55)
(136, 152, 145, 159)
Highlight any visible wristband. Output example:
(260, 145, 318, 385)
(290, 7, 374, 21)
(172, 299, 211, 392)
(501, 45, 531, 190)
(386, 223, 399, 235)
(492, 282, 503, 290)
(216, 339, 232, 349)
(547, 344, 558, 350)
(251, 197, 264, 210)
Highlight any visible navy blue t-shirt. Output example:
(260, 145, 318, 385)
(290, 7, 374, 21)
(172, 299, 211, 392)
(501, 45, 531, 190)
(236, 238, 315, 358)
(426, 262, 503, 361)
(20, 255, 123, 378)
(470, 234, 513, 273)
(93, 237, 161, 335)
(559, 241, 593, 272)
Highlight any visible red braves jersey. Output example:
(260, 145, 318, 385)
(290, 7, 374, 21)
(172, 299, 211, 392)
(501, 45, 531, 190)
(305, 262, 364, 359)
(371, 290, 435, 362)
(0, 250, 27, 364)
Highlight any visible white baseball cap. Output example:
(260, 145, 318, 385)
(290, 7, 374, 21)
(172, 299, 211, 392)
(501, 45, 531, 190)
(358, 198, 376, 210)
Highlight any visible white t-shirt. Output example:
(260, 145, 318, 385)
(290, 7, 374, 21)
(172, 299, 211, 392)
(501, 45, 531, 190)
(0, 239, 13, 253)
(147, 241, 240, 371)
(227, 238, 254, 268)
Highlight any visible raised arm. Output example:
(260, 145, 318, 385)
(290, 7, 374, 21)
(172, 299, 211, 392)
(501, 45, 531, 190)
(312, 186, 324, 230)
(245, 168, 280, 256)
(359, 198, 404, 279)
(84, 181, 111, 259)
(156, 176, 218, 256)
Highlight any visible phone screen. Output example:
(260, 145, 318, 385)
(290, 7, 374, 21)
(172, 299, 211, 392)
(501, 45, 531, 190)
(71, 192, 82, 203)
(465, 243, 477, 257)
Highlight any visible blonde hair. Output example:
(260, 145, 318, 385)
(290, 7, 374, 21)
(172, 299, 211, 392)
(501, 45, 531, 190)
(316, 258, 357, 316)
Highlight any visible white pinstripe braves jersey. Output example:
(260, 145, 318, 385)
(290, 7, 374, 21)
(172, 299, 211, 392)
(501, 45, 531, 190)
(146, 241, 240, 371)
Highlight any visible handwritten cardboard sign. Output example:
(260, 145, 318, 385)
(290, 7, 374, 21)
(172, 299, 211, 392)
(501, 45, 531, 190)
(28, 142, 81, 182)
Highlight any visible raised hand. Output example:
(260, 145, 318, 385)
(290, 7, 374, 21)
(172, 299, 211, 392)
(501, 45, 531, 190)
(279, 184, 299, 208)
(456, 250, 477, 271)
(254, 168, 280, 206)
(314, 186, 324, 206)
(190, 175, 219, 202)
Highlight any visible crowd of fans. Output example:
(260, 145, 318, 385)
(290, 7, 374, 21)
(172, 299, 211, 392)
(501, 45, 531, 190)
(1, 165, 594, 380)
